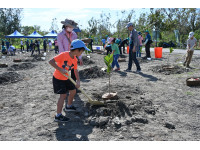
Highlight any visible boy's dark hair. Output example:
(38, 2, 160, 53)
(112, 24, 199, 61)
(70, 47, 85, 52)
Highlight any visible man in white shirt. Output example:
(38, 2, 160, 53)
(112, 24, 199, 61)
(183, 32, 197, 68)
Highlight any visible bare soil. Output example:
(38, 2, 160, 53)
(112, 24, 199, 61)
(0, 49, 200, 141)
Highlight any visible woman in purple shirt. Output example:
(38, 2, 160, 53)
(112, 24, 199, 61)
(57, 18, 83, 65)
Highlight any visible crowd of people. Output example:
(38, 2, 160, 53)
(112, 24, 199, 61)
(0, 38, 58, 56)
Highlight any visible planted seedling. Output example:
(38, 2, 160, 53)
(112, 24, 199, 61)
(102, 53, 117, 100)
(167, 47, 174, 65)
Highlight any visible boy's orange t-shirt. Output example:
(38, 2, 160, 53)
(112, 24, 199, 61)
(53, 52, 78, 80)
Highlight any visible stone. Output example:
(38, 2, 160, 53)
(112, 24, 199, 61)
(98, 116, 109, 127)
(165, 122, 175, 129)
(113, 117, 121, 128)
(125, 119, 132, 125)
(132, 115, 148, 124)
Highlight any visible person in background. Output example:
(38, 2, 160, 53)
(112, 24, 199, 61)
(8, 44, 16, 55)
(108, 37, 120, 71)
(143, 30, 152, 60)
(101, 38, 106, 48)
(20, 40, 24, 52)
(26, 39, 29, 52)
(125, 22, 141, 73)
(119, 38, 129, 54)
(57, 18, 83, 94)
(31, 40, 40, 56)
(88, 37, 93, 52)
(30, 40, 33, 52)
(48, 40, 52, 51)
(43, 39, 47, 52)
(2, 45, 7, 55)
(6, 40, 9, 50)
(1, 39, 5, 49)
(54, 39, 58, 54)
(137, 32, 143, 57)
(183, 32, 197, 68)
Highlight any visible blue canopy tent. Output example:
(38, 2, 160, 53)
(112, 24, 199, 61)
(73, 27, 81, 33)
(5, 30, 24, 38)
(43, 30, 57, 38)
(25, 31, 43, 38)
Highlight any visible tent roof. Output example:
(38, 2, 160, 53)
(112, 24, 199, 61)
(5, 30, 24, 38)
(43, 30, 57, 38)
(25, 31, 43, 38)
(73, 27, 81, 33)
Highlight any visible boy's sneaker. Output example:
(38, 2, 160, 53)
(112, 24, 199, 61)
(54, 114, 70, 122)
(64, 105, 77, 112)
(115, 68, 120, 71)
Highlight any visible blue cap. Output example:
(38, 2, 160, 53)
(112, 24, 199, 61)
(138, 32, 142, 35)
(126, 22, 133, 28)
(71, 39, 90, 51)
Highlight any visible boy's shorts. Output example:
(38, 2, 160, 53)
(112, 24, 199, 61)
(53, 76, 76, 94)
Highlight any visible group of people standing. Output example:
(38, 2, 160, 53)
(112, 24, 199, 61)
(19, 39, 58, 55)
(103, 22, 153, 73)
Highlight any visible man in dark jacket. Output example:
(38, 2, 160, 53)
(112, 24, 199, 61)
(143, 30, 152, 60)
(125, 22, 141, 73)
(43, 39, 47, 52)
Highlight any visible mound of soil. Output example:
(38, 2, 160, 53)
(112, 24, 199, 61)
(31, 54, 45, 62)
(8, 63, 36, 71)
(78, 56, 95, 65)
(79, 66, 107, 79)
(0, 72, 23, 84)
(151, 64, 187, 75)
(85, 84, 155, 129)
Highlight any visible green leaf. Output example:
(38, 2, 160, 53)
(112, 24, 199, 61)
(104, 54, 113, 73)
(170, 47, 174, 53)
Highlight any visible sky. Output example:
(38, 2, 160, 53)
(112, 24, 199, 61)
(2, 0, 197, 34)
(20, 8, 149, 32)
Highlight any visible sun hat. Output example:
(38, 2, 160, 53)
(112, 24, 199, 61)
(70, 39, 90, 51)
(126, 22, 133, 28)
(138, 32, 142, 35)
(144, 30, 149, 33)
(188, 32, 194, 38)
(61, 18, 78, 28)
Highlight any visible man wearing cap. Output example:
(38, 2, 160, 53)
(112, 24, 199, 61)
(144, 30, 152, 60)
(183, 32, 197, 68)
(126, 22, 141, 73)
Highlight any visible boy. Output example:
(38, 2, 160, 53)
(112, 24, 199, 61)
(183, 32, 197, 68)
(49, 39, 90, 122)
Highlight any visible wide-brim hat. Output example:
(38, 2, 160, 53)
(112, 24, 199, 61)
(61, 19, 78, 28)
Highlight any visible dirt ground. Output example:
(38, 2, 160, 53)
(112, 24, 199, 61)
(0, 48, 200, 141)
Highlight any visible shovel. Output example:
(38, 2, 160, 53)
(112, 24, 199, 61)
(61, 67, 104, 106)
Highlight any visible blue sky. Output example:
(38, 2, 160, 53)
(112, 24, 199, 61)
(21, 8, 149, 32)
(2, 0, 197, 33)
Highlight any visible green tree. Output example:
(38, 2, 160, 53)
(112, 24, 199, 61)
(0, 8, 23, 38)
